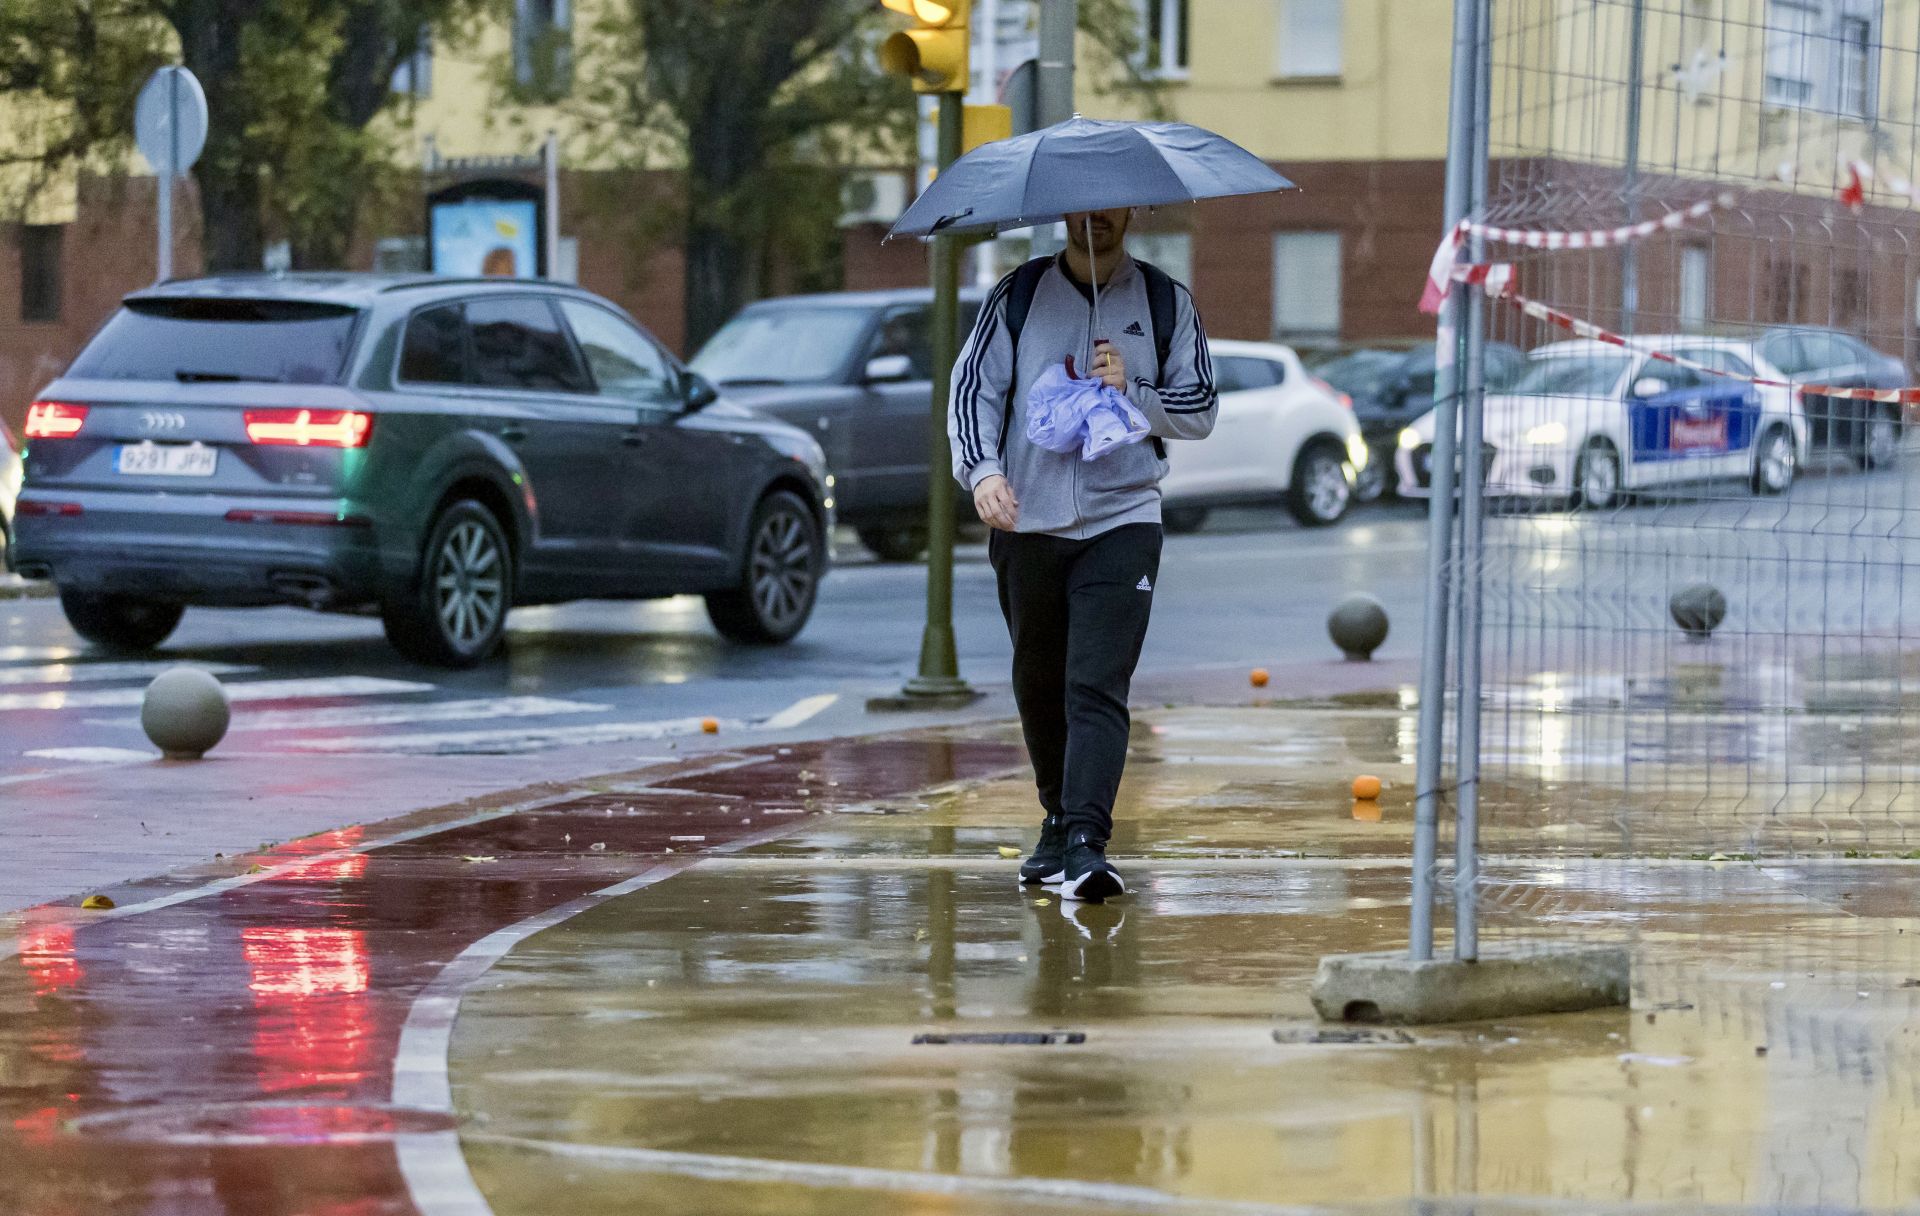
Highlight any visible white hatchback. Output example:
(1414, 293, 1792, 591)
(1396, 337, 1806, 506)
(1159, 339, 1369, 531)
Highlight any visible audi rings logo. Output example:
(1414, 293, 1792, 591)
(140, 411, 187, 432)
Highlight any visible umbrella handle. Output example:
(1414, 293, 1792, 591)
(1085, 213, 1100, 375)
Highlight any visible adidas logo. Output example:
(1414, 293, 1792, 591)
(1123, 321, 1146, 336)
(1136, 576, 1153, 591)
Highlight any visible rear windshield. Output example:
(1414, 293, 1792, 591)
(68, 298, 360, 384)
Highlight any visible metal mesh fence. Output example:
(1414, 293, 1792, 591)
(1424, 0, 1920, 1081)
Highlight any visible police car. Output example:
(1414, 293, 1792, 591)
(1395, 337, 1805, 506)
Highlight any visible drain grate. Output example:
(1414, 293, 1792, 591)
(1272, 1027, 1417, 1046)
(913, 1031, 1085, 1046)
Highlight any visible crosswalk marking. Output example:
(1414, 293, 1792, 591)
(0, 646, 84, 664)
(0, 675, 434, 713)
(760, 693, 838, 731)
(291, 715, 740, 755)
(24, 747, 155, 763)
(89, 695, 607, 733)
(0, 660, 256, 687)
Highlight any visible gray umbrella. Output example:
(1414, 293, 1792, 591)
(887, 116, 1295, 239)
(888, 116, 1294, 351)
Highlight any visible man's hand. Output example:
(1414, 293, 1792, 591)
(973, 474, 1019, 531)
(1092, 341, 1126, 391)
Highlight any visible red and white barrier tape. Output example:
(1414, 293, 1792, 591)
(1466, 264, 1920, 404)
(1420, 193, 1739, 314)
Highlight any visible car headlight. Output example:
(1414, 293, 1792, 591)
(1398, 426, 1422, 450)
(1523, 421, 1569, 447)
(1346, 433, 1369, 469)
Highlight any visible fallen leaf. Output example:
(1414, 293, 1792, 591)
(996, 846, 1022, 859)
(1035, 898, 1052, 907)
(914, 928, 929, 941)
(462, 855, 498, 864)
(589, 842, 607, 852)
(80, 894, 115, 910)
(248, 865, 267, 874)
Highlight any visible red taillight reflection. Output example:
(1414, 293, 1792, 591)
(25, 401, 88, 439)
(17, 501, 83, 517)
(243, 409, 372, 448)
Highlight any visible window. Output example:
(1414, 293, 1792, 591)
(68, 299, 358, 384)
(1680, 245, 1710, 330)
(374, 236, 427, 274)
(400, 304, 467, 384)
(1271, 231, 1342, 339)
(1277, 0, 1343, 78)
(465, 297, 590, 392)
(514, 0, 572, 97)
(1129, 232, 1193, 286)
(1674, 348, 1757, 380)
(867, 307, 934, 380)
(392, 31, 433, 98)
(690, 305, 875, 386)
(1137, 0, 1188, 78)
(1215, 356, 1282, 394)
(558, 300, 677, 403)
(20, 224, 62, 324)
(1766, 1, 1877, 117)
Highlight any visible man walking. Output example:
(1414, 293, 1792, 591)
(948, 206, 1217, 902)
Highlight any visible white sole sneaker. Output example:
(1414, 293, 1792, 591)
(1060, 867, 1125, 903)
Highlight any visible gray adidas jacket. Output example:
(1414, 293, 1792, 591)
(948, 253, 1218, 539)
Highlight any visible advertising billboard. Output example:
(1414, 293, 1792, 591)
(426, 180, 545, 277)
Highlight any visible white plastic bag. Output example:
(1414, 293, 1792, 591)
(1024, 363, 1150, 462)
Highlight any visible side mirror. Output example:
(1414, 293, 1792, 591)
(1633, 376, 1670, 398)
(863, 353, 914, 383)
(683, 371, 720, 411)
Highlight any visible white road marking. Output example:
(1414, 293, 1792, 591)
(759, 693, 839, 731)
(24, 747, 155, 763)
(466, 1136, 1320, 1215)
(292, 716, 742, 755)
(0, 675, 434, 712)
(0, 660, 255, 686)
(88, 695, 608, 733)
(0, 645, 83, 663)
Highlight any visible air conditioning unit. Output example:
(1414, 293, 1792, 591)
(840, 171, 910, 228)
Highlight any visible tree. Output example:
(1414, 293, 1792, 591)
(0, 0, 482, 271)
(567, 0, 1165, 353)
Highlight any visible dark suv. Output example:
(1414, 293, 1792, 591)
(11, 275, 831, 667)
(691, 288, 983, 562)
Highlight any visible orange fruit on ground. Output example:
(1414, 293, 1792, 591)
(1250, 668, 1270, 687)
(1352, 775, 1382, 800)
(701, 717, 720, 734)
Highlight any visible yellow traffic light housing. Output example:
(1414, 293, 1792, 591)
(878, 0, 970, 94)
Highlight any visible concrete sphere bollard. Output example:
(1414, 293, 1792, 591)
(141, 667, 231, 760)
(1669, 583, 1727, 643)
(1328, 594, 1390, 661)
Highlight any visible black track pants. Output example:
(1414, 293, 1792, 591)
(988, 522, 1163, 841)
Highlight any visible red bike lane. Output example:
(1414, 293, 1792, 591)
(1, 732, 1020, 1216)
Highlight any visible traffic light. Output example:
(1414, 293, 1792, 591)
(879, 0, 970, 94)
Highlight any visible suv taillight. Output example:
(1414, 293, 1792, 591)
(243, 409, 372, 448)
(25, 401, 89, 439)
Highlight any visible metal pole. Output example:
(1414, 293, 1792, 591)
(1453, 0, 1491, 963)
(1410, 0, 1482, 962)
(157, 70, 176, 283)
(543, 131, 560, 280)
(973, 0, 1001, 287)
(1037, 0, 1076, 126)
(902, 92, 974, 702)
(1621, 0, 1646, 333)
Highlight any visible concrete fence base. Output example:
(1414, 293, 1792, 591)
(1310, 942, 1631, 1025)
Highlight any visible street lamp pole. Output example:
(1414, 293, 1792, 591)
(899, 91, 977, 704)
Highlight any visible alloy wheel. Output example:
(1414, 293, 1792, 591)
(750, 506, 816, 632)
(1306, 453, 1350, 522)
(1760, 431, 1794, 491)
(433, 520, 505, 652)
(1582, 448, 1620, 507)
(1868, 416, 1899, 466)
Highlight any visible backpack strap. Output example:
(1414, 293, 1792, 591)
(1135, 259, 1179, 460)
(999, 256, 1054, 457)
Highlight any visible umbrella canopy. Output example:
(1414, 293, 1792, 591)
(888, 116, 1295, 239)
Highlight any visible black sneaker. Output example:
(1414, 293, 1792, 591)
(1019, 815, 1069, 884)
(1059, 827, 1125, 903)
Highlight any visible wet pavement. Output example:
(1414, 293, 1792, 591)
(8, 702, 1920, 1213)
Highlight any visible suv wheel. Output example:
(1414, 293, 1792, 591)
(1288, 441, 1351, 527)
(856, 524, 927, 563)
(708, 491, 821, 644)
(382, 500, 512, 668)
(59, 590, 183, 652)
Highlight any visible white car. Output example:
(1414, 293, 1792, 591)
(1396, 337, 1806, 506)
(1159, 339, 1369, 531)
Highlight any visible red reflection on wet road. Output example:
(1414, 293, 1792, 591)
(0, 736, 1018, 1215)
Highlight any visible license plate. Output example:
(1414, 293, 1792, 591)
(117, 443, 217, 477)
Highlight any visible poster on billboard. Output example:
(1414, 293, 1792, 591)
(426, 180, 545, 277)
